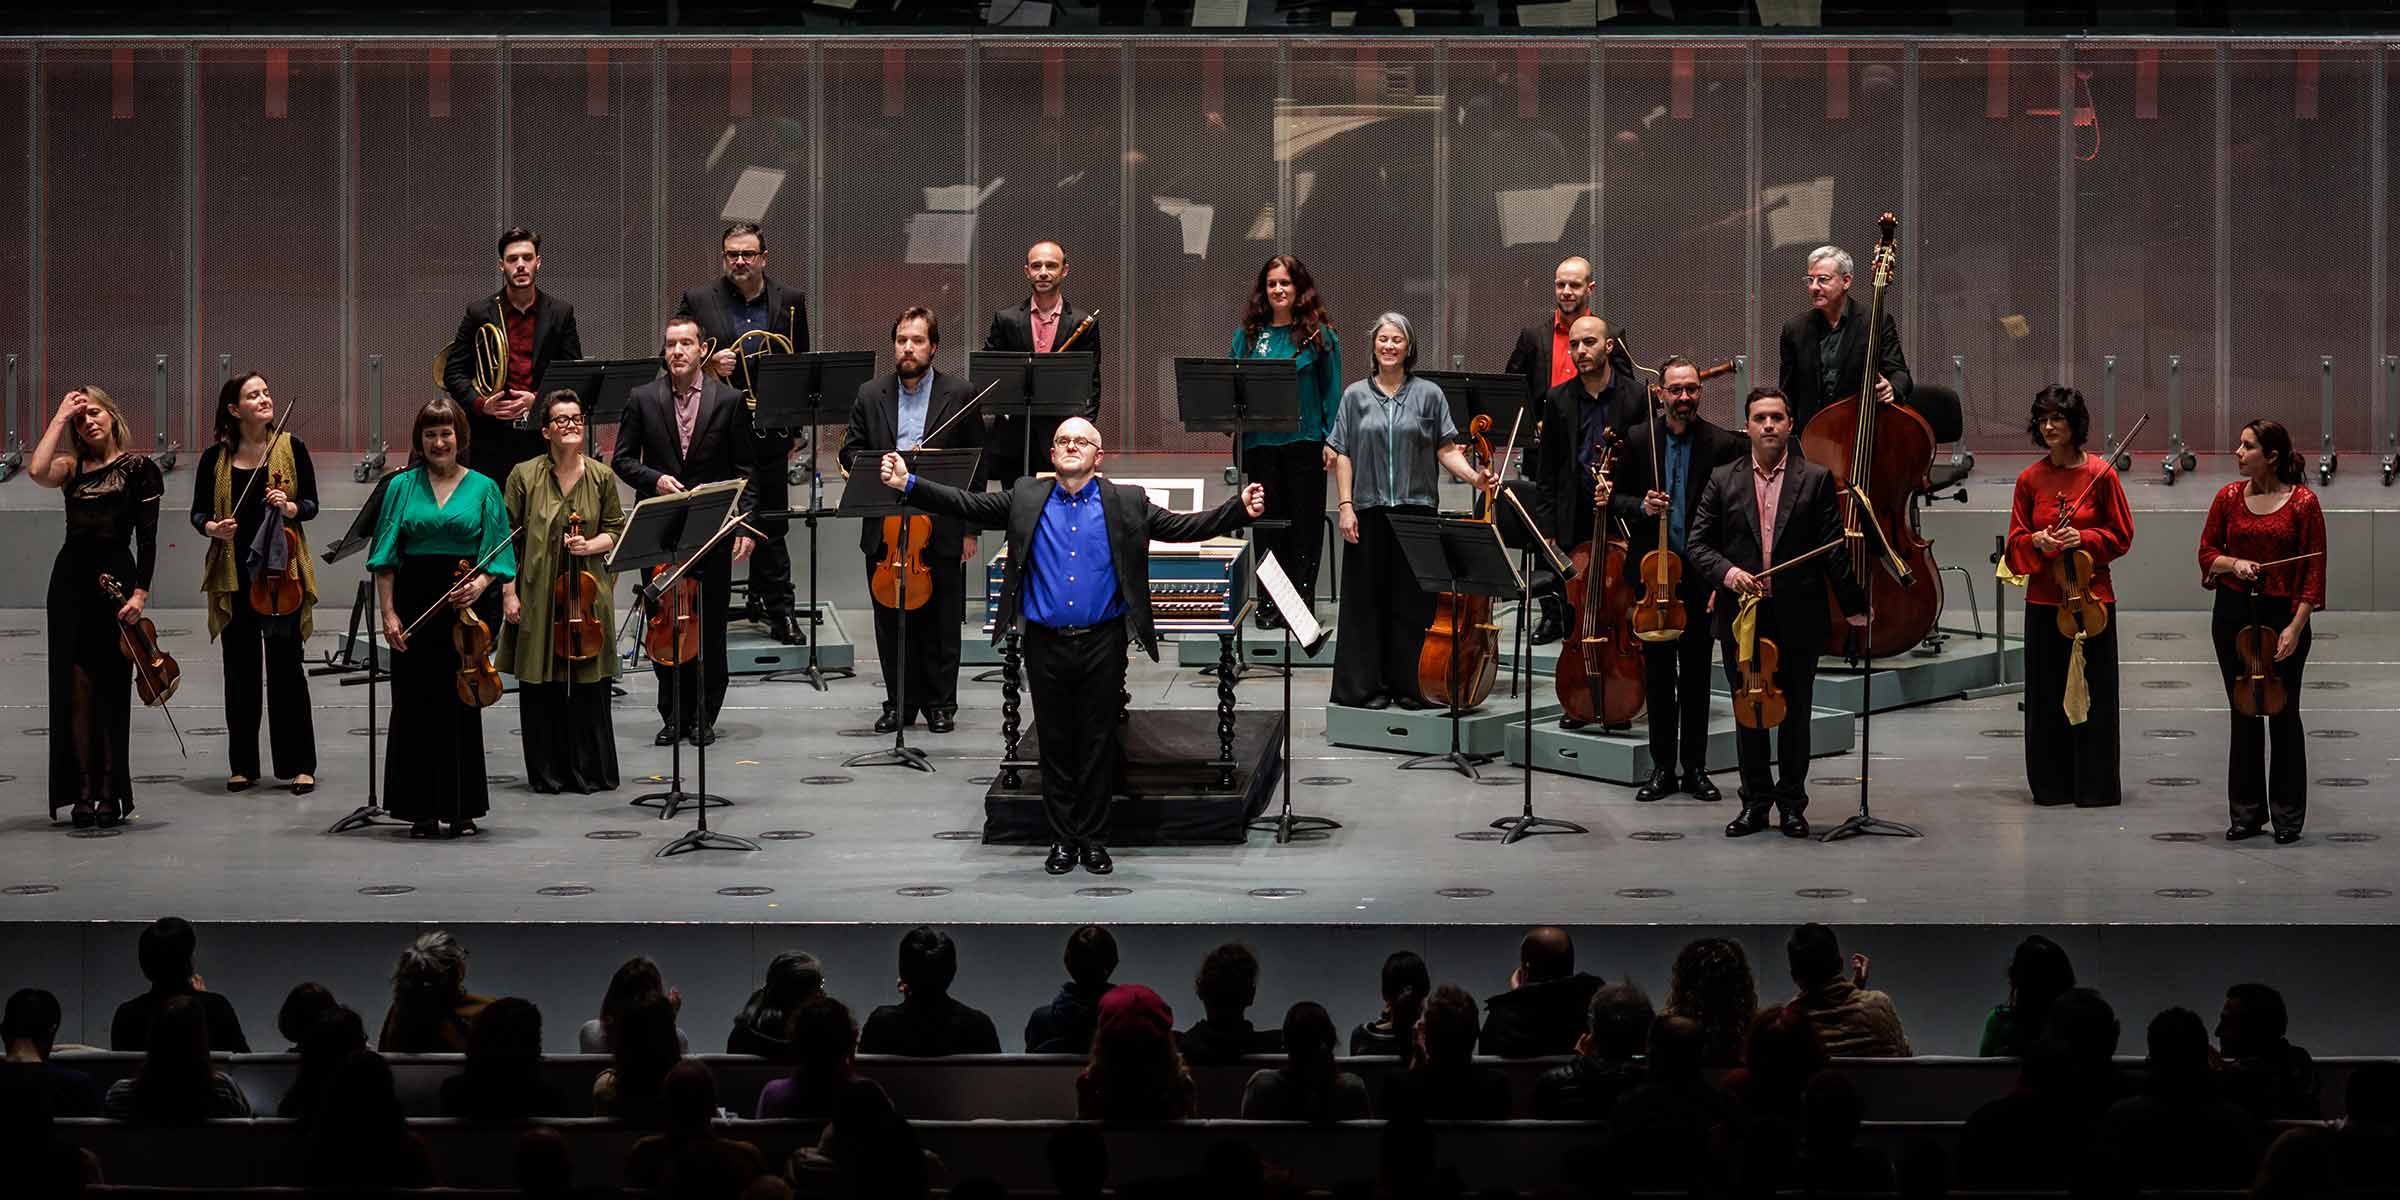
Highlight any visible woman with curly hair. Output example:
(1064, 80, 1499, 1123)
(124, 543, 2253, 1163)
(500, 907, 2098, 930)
(1664, 936, 1758, 1068)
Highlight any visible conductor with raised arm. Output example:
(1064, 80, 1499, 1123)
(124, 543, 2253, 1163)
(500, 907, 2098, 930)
(880, 418, 1265, 878)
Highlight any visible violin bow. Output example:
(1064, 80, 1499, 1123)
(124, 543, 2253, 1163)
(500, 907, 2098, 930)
(1753, 537, 1845, 582)
(401, 523, 524, 640)
(920, 380, 1004, 449)
(227, 396, 303, 518)
(99, 572, 188, 758)
(2052, 412, 2149, 532)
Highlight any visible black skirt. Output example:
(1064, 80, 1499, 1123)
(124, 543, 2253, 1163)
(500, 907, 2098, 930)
(384, 555, 490, 824)
(47, 542, 135, 817)
(518, 681, 619, 794)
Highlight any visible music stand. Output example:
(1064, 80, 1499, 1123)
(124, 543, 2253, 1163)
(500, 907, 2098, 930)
(750, 352, 874, 689)
(610, 480, 755, 856)
(1245, 551, 1339, 846)
(1818, 487, 1924, 844)
(1176, 356, 1301, 678)
(1420, 371, 1533, 453)
(838, 446, 984, 773)
(315, 471, 407, 834)
(1388, 513, 1520, 780)
(970, 350, 1097, 485)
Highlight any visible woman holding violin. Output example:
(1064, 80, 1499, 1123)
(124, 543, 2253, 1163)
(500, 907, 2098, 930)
(1326, 312, 1493, 710)
(191, 372, 320, 795)
(1231, 254, 1342, 631)
(499, 391, 626, 794)
(368, 398, 517, 839)
(2197, 418, 2327, 845)
(32, 386, 164, 829)
(2003, 386, 2134, 809)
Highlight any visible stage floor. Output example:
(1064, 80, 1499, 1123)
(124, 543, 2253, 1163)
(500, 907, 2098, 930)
(0, 602, 2393, 929)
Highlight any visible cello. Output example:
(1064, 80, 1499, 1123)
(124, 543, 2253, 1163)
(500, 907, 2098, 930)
(1796, 213, 1944, 660)
(1415, 415, 1503, 712)
(1555, 432, 1647, 728)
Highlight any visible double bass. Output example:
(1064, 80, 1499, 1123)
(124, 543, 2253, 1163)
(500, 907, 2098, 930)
(1555, 432, 1646, 727)
(1415, 415, 1503, 711)
(1796, 213, 1943, 660)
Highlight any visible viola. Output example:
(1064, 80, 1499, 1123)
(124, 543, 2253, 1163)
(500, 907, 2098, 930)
(551, 510, 607, 664)
(449, 560, 504, 708)
(245, 468, 306, 619)
(643, 564, 704, 667)
(1555, 432, 1646, 727)
(1729, 632, 1788, 730)
(1796, 213, 1944, 660)
(870, 512, 936, 611)
(1415, 414, 1502, 711)
(98, 572, 182, 708)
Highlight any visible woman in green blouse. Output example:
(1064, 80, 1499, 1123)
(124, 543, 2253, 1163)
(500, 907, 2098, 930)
(499, 391, 626, 794)
(369, 398, 517, 838)
(1230, 254, 1340, 630)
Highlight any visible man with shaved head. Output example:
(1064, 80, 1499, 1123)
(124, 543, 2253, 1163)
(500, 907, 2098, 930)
(883, 420, 1265, 877)
(1531, 313, 1648, 656)
(1506, 256, 1598, 406)
(984, 240, 1104, 486)
(1480, 925, 1606, 1057)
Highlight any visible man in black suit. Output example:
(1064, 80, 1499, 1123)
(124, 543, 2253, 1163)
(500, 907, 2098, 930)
(1532, 314, 1647, 645)
(443, 226, 583, 488)
(1686, 388, 1866, 839)
(1603, 357, 1748, 802)
(983, 240, 1102, 487)
(676, 222, 811, 646)
(878, 417, 1263, 876)
(1776, 244, 1911, 437)
(1503, 255, 1595, 408)
(838, 307, 985, 736)
(610, 316, 756, 746)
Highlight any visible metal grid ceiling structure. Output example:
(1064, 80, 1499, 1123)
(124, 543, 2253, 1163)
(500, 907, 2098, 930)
(0, 36, 2392, 460)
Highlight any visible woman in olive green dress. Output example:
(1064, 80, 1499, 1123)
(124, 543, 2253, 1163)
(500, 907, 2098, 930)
(499, 391, 627, 794)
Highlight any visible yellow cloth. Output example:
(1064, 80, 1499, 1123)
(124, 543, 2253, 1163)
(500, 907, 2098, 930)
(1733, 591, 1762, 664)
(1995, 557, 2032, 587)
(2063, 632, 2091, 726)
(203, 436, 317, 640)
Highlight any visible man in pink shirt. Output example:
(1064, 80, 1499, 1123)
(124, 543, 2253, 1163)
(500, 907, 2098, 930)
(1685, 389, 1867, 840)
(984, 240, 1104, 487)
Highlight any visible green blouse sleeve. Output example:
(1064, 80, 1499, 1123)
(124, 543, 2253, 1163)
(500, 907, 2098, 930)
(1310, 328, 1343, 441)
(364, 470, 414, 574)
(596, 466, 628, 541)
(474, 473, 518, 582)
(1228, 328, 1248, 359)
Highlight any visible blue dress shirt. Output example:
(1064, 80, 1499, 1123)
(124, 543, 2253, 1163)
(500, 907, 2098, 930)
(732, 291, 772, 340)
(1663, 429, 1693, 554)
(1022, 477, 1123, 627)
(896, 373, 932, 451)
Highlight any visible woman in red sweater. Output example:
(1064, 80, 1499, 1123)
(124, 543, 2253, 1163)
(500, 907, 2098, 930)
(2196, 418, 2328, 844)
(2004, 386, 2135, 807)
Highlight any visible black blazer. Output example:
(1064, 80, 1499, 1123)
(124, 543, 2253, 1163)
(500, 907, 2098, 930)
(837, 369, 986, 558)
(983, 298, 1103, 420)
(1532, 371, 1649, 550)
(444, 290, 582, 478)
(674, 275, 812, 386)
(609, 376, 755, 507)
(1684, 452, 1865, 647)
(902, 474, 1253, 660)
(1505, 317, 1639, 405)
(1775, 295, 1911, 437)
(1603, 414, 1748, 585)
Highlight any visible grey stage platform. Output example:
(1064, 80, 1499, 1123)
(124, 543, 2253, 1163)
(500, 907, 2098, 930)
(1508, 627, 2026, 716)
(1326, 697, 1561, 759)
(1504, 698, 1857, 786)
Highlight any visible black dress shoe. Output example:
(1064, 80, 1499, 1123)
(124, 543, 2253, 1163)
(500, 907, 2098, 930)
(69, 804, 95, 830)
(2225, 824, 2266, 842)
(1356, 695, 1392, 711)
(2273, 829, 2301, 845)
(1633, 768, 1677, 804)
(1081, 843, 1114, 875)
(409, 820, 438, 839)
(654, 724, 681, 746)
(1044, 842, 1078, 875)
(768, 614, 805, 645)
(96, 801, 124, 829)
(1780, 812, 1811, 839)
(1687, 773, 1722, 803)
(873, 706, 902, 734)
(926, 709, 957, 734)
(1392, 694, 1436, 712)
(1725, 804, 1771, 838)
(692, 724, 717, 747)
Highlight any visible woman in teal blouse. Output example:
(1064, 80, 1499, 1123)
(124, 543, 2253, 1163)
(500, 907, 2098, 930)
(1230, 254, 1340, 630)
(368, 398, 518, 838)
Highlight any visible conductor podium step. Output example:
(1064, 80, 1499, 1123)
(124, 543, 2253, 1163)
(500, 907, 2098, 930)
(725, 602, 854, 675)
(1503, 696, 1856, 785)
(1175, 632, 1339, 669)
(1327, 697, 1562, 758)
(981, 709, 1284, 845)
(1502, 626, 2021, 716)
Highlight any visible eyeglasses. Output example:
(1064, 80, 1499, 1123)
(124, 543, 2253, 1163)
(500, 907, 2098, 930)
(723, 249, 764, 261)
(1052, 436, 1100, 450)
(1804, 274, 1842, 287)
(1662, 384, 1702, 396)
(548, 415, 585, 428)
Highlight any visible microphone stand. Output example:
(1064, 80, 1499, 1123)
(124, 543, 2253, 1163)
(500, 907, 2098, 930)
(1819, 489, 1921, 843)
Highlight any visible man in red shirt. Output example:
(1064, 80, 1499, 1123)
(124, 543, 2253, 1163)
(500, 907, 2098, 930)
(443, 226, 583, 488)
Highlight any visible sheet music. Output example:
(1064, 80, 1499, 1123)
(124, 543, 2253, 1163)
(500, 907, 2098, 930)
(1256, 552, 1325, 651)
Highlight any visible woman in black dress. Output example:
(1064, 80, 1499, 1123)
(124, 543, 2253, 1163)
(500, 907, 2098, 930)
(31, 386, 164, 829)
(192, 372, 320, 794)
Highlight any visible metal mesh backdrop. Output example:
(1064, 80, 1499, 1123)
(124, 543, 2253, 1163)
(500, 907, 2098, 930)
(2, 37, 2395, 459)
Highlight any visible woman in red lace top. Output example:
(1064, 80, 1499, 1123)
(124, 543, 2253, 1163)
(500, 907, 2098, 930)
(2004, 386, 2135, 808)
(2195, 418, 2327, 844)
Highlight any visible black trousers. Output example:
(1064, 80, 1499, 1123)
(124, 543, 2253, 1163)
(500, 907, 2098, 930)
(1642, 589, 1717, 776)
(1719, 609, 1823, 815)
(653, 548, 733, 730)
(1242, 441, 1327, 613)
(2211, 590, 2313, 833)
(519, 681, 619, 794)
(2022, 602, 2122, 807)
(1026, 617, 1129, 845)
(745, 434, 795, 618)
(219, 602, 316, 781)
(387, 555, 488, 825)
(1331, 505, 1437, 707)
(868, 549, 964, 718)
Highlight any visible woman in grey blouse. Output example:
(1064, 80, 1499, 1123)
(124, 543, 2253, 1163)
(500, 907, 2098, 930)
(1326, 312, 1493, 710)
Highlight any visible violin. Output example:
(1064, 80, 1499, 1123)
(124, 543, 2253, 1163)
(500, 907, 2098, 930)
(98, 572, 182, 708)
(1415, 414, 1502, 711)
(1796, 214, 1944, 659)
(1729, 632, 1788, 730)
(2047, 413, 2145, 642)
(870, 511, 935, 611)
(449, 560, 504, 708)
(245, 468, 306, 619)
(1556, 432, 1646, 727)
(551, 510, 606, 663)
(2230, 590, 2289, 719)
(644, 564, 704, 667)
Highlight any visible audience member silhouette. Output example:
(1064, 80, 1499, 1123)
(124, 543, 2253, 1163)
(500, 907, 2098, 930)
(625, 1060, 769, 1198)
(1784, 923, 1911, 1057)
(110, 917, 251, 1053)
(595, 991, 683, 1126)
(1026, 924, 1120, 1055)
(1605, 1013, 1738, 1192)
(1382, 984, 1511, 1121)
(2334, 1062, 2400, 1190)
(581, 956, 690, 1054)
(2252, 1124, 2343, 1200)
(1179, 942, 1283, 1065)
(1077, 984, 1196, 1120)
(1349, 949, 1430, 1057)
(1664, 935, 1758, 1068)
(789, 1075, 935, 1197)
(1798, 1073, 1896, 1194)
(1478, 926, 1604, 1057)
(1048, 1123, 1109, 1200)
(442, 996, 567, 1121)
(1533, 981, 1652, 1120)
(378, 930, 490, 1053)
(1976, 934, 2074, 1057)
(0, 1060, 104, 1194)
(756, 995, 864, 1120)
(2216, 981, 2320, 1119)
(1, 987, 103, 1117)
(301, 1050, 436, 1189)
(275, 982, 339, 1050)
(728, 951, 825, 1059)
(103, 994, 253, 1122)
(278, 1004, 367, 1120)
(1240, 1001, 1369, 1120)
(860, 925, 1003, 1057)
(2098, 1006, 2266, 1190)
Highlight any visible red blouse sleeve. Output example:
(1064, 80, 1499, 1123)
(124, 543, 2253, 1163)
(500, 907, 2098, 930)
(2003, 470, 2046, 577)
(2196, 483, 2236, 591)
(2078, 467, 2134, 566)
(2294, 489, 2328, 609)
